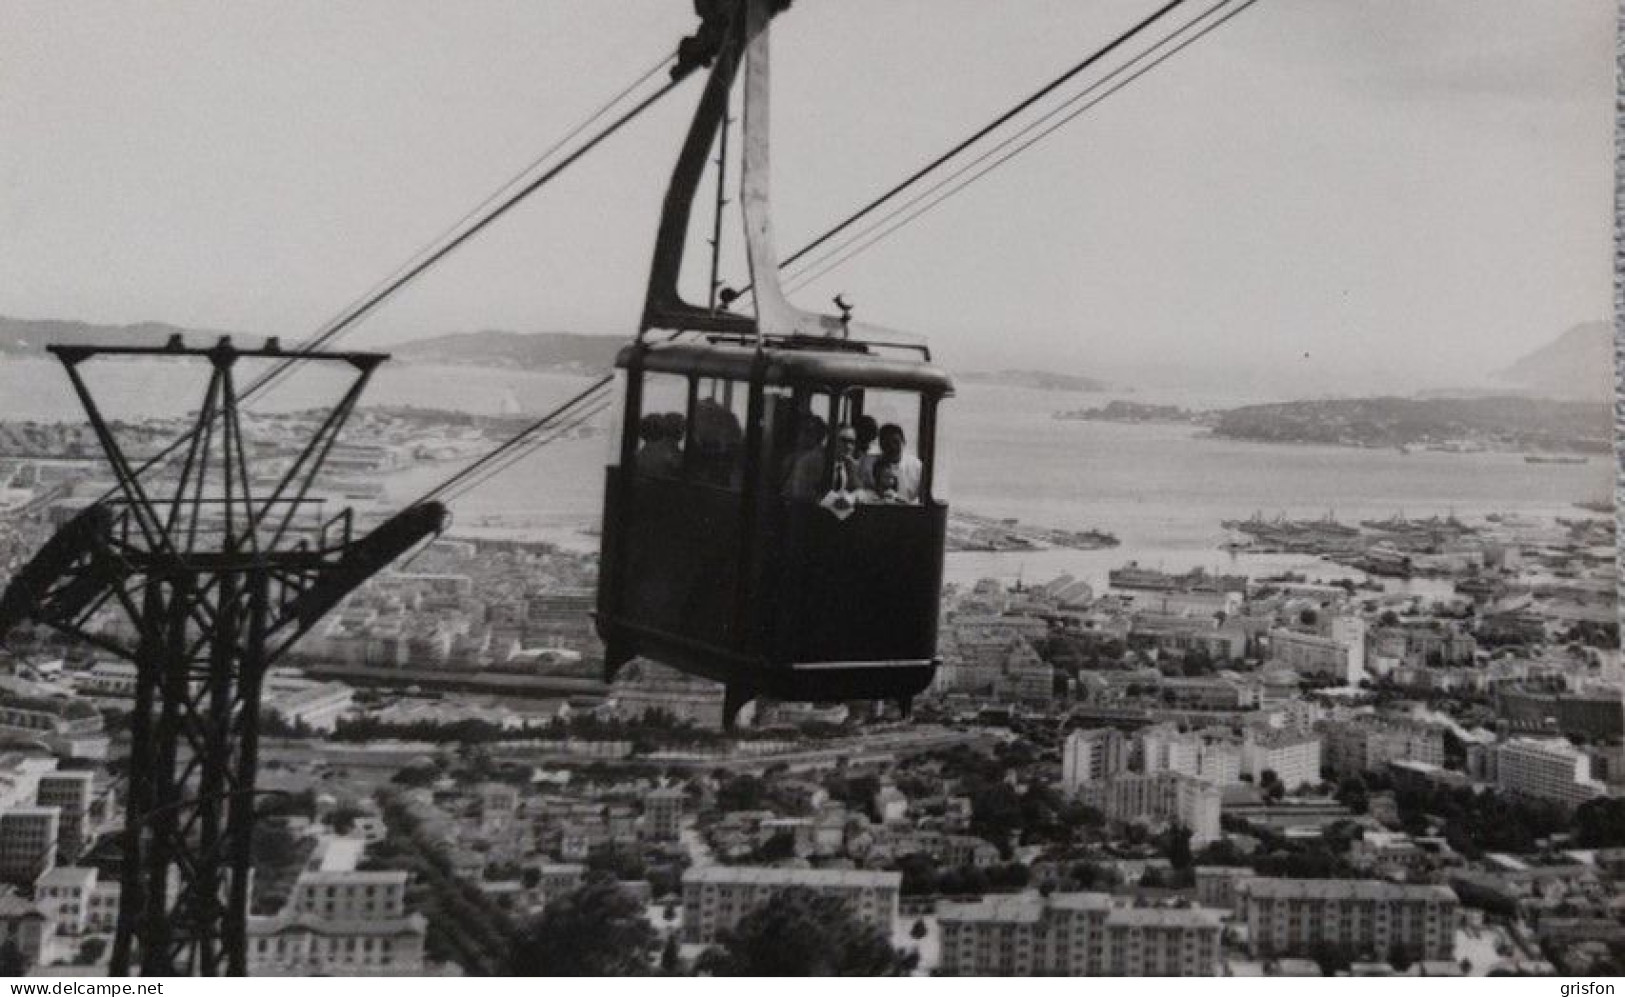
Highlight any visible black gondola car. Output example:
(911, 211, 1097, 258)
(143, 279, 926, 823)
(596, 334, 953, 719)
(595, 0, 955, 722)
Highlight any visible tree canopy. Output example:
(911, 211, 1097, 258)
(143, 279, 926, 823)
(696, 888, 916, 976)
(509, 875, 656, 976)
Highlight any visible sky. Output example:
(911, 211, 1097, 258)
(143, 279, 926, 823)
(0, 0, 1613, 395)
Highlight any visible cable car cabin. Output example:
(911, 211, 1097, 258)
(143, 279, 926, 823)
(596, 334, 953, 722)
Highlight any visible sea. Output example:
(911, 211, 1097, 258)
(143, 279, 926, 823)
(0, 354, 1611, 596)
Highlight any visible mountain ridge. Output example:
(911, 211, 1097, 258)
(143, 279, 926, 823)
(1494, 320, 1611, 401)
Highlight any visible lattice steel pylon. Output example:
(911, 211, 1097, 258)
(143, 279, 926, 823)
(0, 337, 447, 975)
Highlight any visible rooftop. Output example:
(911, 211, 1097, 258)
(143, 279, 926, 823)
(1244, 878, 1456, 903)
(683, 866, 900, 889)
(296, 869, 407, 886)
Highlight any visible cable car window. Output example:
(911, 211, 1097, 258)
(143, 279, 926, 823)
(849, 389, 925, 505)
(634, 371, 688, 479)
(774, 388, 838, 502)
(689, 377, 747, 489)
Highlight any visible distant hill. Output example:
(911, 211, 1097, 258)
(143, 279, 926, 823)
(959, 369, 1109, 393)
(0, 315, 239, 353)
(392, 329, 623, 372)
(1496, 321, 1612, 401)
(1213, 395, 1610, 453)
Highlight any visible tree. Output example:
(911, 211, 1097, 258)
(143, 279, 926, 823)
(1335, 776, 1369, 815)
(0, 940, 26, 976)
(1572, 797, 1625, 847)
(660, 935, 682, 974)
(1309, 942, 1353, 977)
(76, 937, 107, 965)
(716, 775, 766, 813)
(755, 829, 797, 862)
(697, 888, 916, 976)
(324, 804, 366, 835)
(1165, 825, 1194, 870)
(509, 875, 656, 975)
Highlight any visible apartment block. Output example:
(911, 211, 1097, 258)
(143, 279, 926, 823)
(937, 892, 1224, 976)
(680, 866, 899, 945)
(1493, 737, 1605, 812)
(1074, 771, 1221, 845)
(1243, 878, 1457, 960)
(1061, 728, 1127, 791)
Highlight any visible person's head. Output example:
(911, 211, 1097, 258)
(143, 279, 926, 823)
(854, 415, 879, 452)
(835, 424, 858, 459)
(660, 411, 685, 443)
(639, 413, 666, 444)
(797, 414, 827, 449)
(873, 461, 899, 495)
(879, 423, 906, 461)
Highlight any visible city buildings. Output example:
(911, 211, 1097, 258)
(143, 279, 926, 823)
(680, 866, 900, 945)
(0, 808, 58, 885)
(34, 771, 92, 863)
(937, 892, 1224, 976)
(1073, 771, 1222, 845)
(245, 866, 426, 975)
(1061, 728, 1127, 791)
(1139, 725, 1243, 786)
(1491, 737, 1606, 811)
(1241, 730, 1322, 789)
(1242, 879, 1458, 961)
(0, 887, 49, 968)
(1497, 687, 1625, 741)
(1321, 715, 1446, 778)
(1267, 617, 1366, 685)
(643, 786, 685, 842)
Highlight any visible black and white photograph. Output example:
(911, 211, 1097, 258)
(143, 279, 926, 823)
(0, 0, 1618, 980)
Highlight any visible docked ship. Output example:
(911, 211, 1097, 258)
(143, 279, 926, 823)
(1108, 562, 1246, 592)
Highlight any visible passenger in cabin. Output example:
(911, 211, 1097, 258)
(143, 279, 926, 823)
(781, 414, 829, 500)
(635, 413, 682, 477)
(877, 423, 922, 502)
(858, 460, 902, 504)
(853, 415, 879, 481)
(829, 425, 862, 493)
(690, 399, 743, 487)
(659, 411, 686, 451)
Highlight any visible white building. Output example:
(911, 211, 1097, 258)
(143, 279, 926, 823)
(245, 914, 427, 975)
(1075, 772, 1222, 845)
(1269, 617, 1365, 685)
(1062, 728, 1127, 791)
(264, 681, 354, 733)
(1242, 731, 1322, 789)
(937, 892, 1224, 976)
(33, 865, 95, 936)
(680, 866, 899, 944)
(1243, 879, 1457, 961)
(1139, 726, 1243, 786)
(35, 771, 93, 863)
(0, 808, 58, 884)
(288, 869, 409, 920)
(1493, 737, 1605, 811)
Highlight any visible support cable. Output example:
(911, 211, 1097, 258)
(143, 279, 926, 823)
(101, 49, 682, 501)
(760, 0, 1190, 286)
(785, 0, 1261, 294)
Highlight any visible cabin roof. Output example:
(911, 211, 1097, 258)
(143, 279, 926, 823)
(618, 340, 954, 395)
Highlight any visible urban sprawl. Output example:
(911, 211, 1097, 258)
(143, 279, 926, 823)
(0, 411, 1620, 977)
